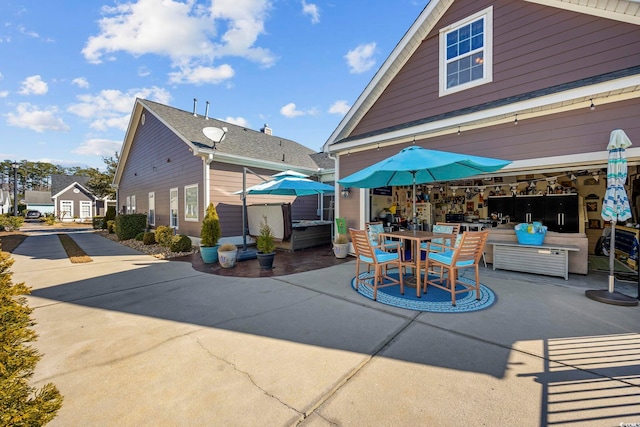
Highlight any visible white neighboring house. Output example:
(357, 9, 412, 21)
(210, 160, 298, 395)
(0, 190, 11, 214)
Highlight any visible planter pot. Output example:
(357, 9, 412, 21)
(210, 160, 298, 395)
(200, 245, 220, 264)
(218, 248, 238, 268)
(333, 242, 350, 259)
(256, 251, 275, 270)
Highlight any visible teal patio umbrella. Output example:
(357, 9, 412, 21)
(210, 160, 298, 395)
(586, 129, 638, 306)
(338, 146, 511, 227)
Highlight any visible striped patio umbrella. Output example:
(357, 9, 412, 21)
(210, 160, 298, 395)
(586, 129, 638, 306)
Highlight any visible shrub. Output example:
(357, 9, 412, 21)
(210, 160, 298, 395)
(106, 220, 116, 234)
(200, 203, 221, 247)
(135, 232, 145, 241)
(170, 234, 192, 252)
(0, 216, 24, 232)
(0, 250, 63, 424)
(115, 214, 146, 241)
(334, 234, 349, 244)
(155, 226, 173, 247)
(103, 206, 116, 229)
(142, 232, 156, 245)
(92, 216, 105, 229)
(44, 216, 55, 226)
(256, 215, 275, 254)
(218, 242, 237, 251)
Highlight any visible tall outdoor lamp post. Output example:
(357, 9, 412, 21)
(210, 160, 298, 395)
(11, 161, 18, 216)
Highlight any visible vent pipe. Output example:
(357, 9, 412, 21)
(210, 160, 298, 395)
(205, 101, 210, 120)
(193, 98, 197, 116)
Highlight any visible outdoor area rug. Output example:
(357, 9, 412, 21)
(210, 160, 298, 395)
(588, 255, 636, 273)
(351, 269, 496, 313)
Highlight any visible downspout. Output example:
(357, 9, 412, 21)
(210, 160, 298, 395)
(205, 153, 213, 210)
(327, 151, 338, 240)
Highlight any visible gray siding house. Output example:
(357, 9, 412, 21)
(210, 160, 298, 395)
(113, 99, 335, 244)
(324, 0, 640, 230)
(51, 175, 98, 221)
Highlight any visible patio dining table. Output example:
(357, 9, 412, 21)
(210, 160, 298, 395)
(379, 230, 455, 297)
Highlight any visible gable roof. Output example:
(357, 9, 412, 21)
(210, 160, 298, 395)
(51, 181, 96, 200)
(51, 174, 90, 196)
(324, 0, 640, 152)
(115, 99, 334, 185)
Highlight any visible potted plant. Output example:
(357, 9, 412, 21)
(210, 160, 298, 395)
(200, 202, 221, 263)
(256, 215, 276, 270)
(333, 233, 350, 258)
(217, 242, 238, 268)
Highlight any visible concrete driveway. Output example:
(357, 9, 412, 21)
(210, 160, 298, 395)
(8, 228, 640, 426)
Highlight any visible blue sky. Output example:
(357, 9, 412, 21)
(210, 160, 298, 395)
(0, 0, 425, 170)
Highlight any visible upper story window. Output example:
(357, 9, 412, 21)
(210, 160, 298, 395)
(439, 6, 493, 96)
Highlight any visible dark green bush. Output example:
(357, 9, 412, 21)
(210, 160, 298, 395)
(135, 232, 145, 241)
(104, 206, 116, 230)
(142, 232, 156, 245)
(106, 220, 116, 234)
(92, 216, 105, 229)
(115, 214, 147, 241)
(0, 251, 64, 424)
(155, 225, 173, 247)
(170, 234, 192, 252)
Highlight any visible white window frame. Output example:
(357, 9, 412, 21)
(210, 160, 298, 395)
(184, 184, 198, 222)
(148, 192, 155, 226)
(126, 196, 131, 214)
(80, 200, 92, 219)
(439, 6, 493, 97)
(60, 200, 73, 220)
(131, 195, 136, 213)
(170, 187, 179, 229)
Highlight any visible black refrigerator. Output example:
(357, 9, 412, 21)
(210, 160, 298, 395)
(544, 194, 579, 232)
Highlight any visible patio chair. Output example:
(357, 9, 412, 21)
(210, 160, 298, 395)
(366, 221, 403, 248)
(421, 230, 488, 306)
(349, 228, 404, 301)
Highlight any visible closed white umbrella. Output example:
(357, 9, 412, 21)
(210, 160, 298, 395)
(586, 129, 638, 306)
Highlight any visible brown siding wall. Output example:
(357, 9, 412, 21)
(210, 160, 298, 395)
(118, 109, 204, 238)
(352, 0, 640, 136)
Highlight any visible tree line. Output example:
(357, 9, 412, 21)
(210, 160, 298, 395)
(1, 155, 118, 200)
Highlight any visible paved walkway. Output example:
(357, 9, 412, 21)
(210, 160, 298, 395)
(8, 226, 640, 426)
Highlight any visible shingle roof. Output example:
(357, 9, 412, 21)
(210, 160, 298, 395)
(51, 174, 90, 196)
(24, 190, 53, 204)
(140, 99, 331, 171)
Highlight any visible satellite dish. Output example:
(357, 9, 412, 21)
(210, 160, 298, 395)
(202, 126, 228, 148)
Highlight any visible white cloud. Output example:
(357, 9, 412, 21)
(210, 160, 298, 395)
(328, 100, 350, 115)
(222, 116, 249, 127)
(72, 138, 122, 156)
(72, 77, 90, 89)
(168, 64, 234, 85)
(18, 75, 48, 95)
(0, 91, 8, 98)
(301, 1, 320, 24)
(82, 0, 276, 81)
(345, 42, 376, 74)
(68, 86, 171, 131)
(280, 102, 319, 118)
(6, 103, 69, 132)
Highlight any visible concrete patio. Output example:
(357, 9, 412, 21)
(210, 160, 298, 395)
(8, 227, 640, 426)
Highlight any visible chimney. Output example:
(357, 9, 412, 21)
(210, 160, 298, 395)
(204, 101, 210, 120)
(260, 123, 272, 135)
(193, 98, 197, 116)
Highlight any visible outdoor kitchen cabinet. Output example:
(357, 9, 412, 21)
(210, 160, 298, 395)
(487, 196, 514, 220)
(514, 195, 545, 224)
(544, 194, 579, 233)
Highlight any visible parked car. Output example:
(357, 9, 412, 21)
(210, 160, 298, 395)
(25, 210, 41, 219)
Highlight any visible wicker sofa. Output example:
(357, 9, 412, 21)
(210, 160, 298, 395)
(484, 226, 589, 275)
